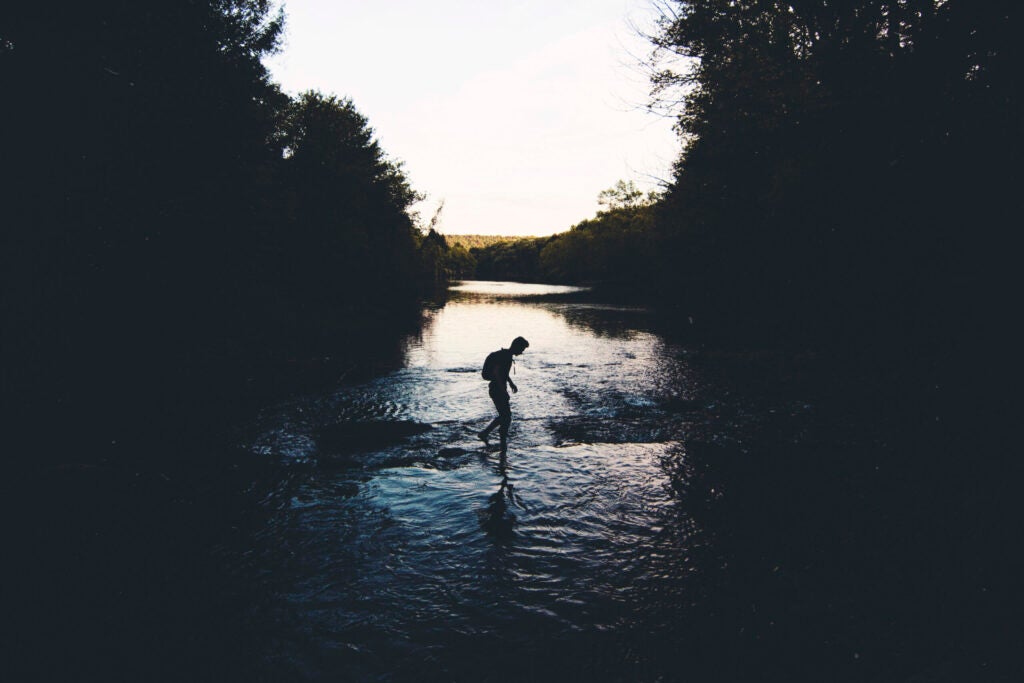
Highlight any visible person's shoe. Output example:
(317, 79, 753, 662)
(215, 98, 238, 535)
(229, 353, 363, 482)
(477, 430, 490, 443)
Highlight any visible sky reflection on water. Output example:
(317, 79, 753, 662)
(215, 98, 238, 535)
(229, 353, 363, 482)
(448, 280, 590, 297)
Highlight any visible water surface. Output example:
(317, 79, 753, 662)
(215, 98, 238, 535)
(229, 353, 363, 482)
(213, 282, 995, 681)
(236, 282, 713, 678)
(7, 282, 1007, 682)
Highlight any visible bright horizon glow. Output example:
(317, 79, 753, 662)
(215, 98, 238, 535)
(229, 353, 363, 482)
(265, 0, 679, 236)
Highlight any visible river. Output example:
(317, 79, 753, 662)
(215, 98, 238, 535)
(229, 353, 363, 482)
(214, 281, 989, 682)
(235, 281, 719, 679)
(9, 281, 1008, 682)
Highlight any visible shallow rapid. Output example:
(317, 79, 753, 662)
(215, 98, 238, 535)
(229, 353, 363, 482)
(230, 282, 732, 678)
(217, 281, 970, 682)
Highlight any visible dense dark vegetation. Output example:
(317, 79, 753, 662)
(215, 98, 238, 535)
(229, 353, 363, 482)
(467, 181, 659, 287)
(445, 234, 523, 251)
(649, 0, 1018, 345)
(1, 1, 453, 461)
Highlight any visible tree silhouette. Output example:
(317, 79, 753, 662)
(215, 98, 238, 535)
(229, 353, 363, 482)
(277, 91, 421, 305)
(646, 0, 1020, 341)
(0, 3, 447, 461)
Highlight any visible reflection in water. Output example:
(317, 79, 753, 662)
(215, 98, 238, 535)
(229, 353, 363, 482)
(479, 445, 523, 538)
(449, 280, 589, 297)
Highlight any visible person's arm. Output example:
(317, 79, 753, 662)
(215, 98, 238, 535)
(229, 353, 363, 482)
(503, 356, 517, 393)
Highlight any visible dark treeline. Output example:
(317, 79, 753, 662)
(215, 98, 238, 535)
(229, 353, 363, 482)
(465, 181, 658, 287)
(474, 1, 1018, 350)
(420, 229, 478, 282)
(1, 2, 451, 460)
(422, 234, 548, 282)
(463, 181, 657, 287)
(473, 237, 548, 282)
(649, 0, 1018, 345)
(445, 234, 522, 251)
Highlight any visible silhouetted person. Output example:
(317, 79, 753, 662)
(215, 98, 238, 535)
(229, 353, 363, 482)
(479, 336, 529, 443)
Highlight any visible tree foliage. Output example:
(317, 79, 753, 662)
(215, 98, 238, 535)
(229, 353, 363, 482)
(462, 182, 658, 286)
(278, 91, 421, 303)
(0, 1, 449, 456)
(472, 238, 550, 283)
(540, 202, 656, 286)
(444, 234, 524, 251)
(597, 180, 657, 211)
(646, 0, 1020, 340)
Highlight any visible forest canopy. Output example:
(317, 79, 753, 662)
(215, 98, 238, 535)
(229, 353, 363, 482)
(644, 0, 1019, 340)
(0, 1, 452, 454)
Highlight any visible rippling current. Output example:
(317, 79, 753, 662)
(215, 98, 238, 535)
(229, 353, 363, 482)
(234, 282, 720, 680)
(207, 281, 988, 682)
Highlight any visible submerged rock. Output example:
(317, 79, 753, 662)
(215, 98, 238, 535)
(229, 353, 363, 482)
(316, 420, 433, 454)
(661, 397, 704, 412)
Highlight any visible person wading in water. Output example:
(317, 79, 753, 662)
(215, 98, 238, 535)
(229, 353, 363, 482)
(478, 336, 529, 444)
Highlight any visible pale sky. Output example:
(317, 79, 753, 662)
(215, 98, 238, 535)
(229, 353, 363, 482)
(265, 0, 680, 236)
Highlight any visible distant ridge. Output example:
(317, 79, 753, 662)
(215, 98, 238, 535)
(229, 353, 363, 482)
(442, 234, 539, 250)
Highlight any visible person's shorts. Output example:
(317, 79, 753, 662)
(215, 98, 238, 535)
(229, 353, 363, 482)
(488, 382, 511, 415)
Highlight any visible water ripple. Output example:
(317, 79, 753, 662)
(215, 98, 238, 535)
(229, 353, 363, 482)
(222, 286, 859, 681)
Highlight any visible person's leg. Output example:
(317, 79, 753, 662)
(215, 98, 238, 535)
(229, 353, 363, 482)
(496, 393, 512, 441)
(480, 384, 505, 440)
(480, 415, 501, 438)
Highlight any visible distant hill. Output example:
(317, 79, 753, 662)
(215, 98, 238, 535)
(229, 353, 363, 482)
(442, 234, 530, 250)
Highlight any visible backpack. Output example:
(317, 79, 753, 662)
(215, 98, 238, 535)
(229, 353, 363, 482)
(481, 350, 501, 381)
